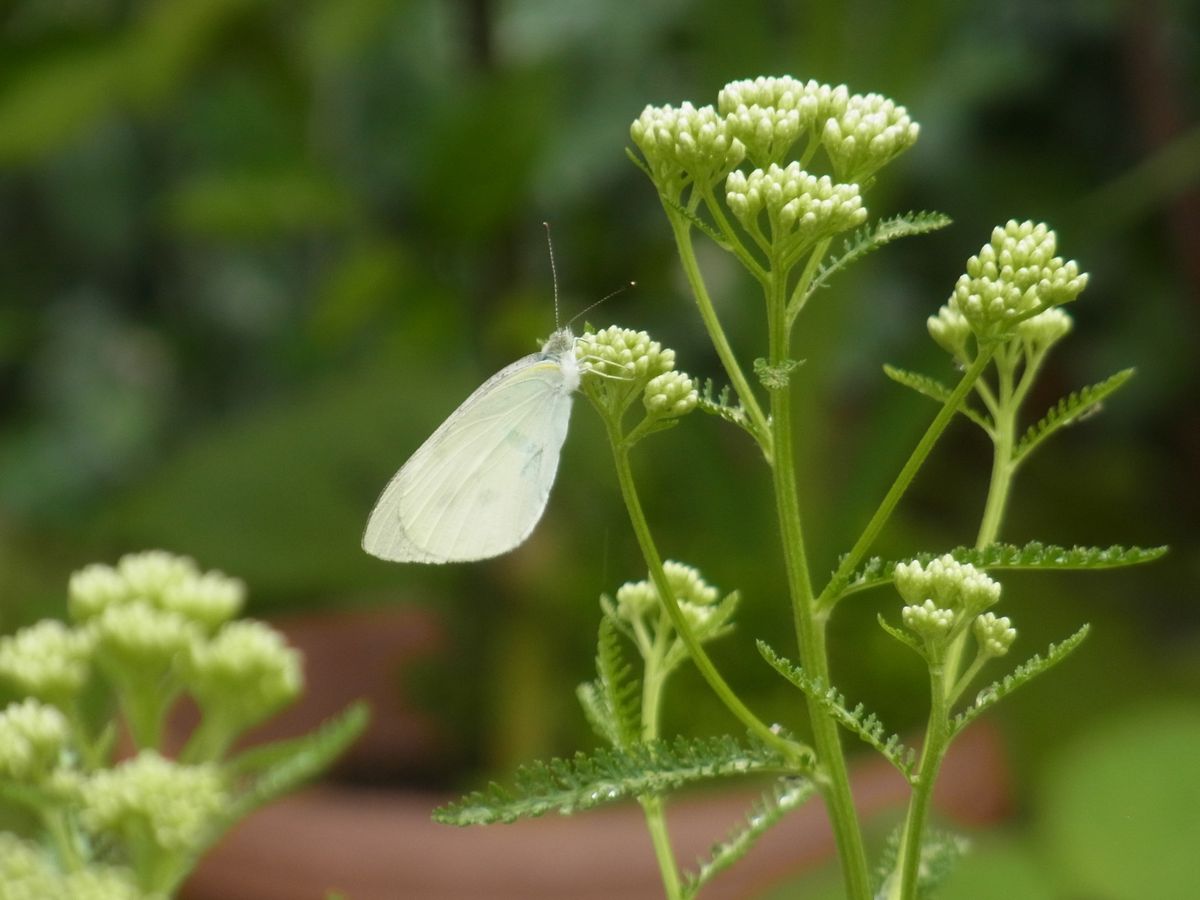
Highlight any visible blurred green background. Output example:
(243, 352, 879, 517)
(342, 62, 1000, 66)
(0, 0, 1196, 894)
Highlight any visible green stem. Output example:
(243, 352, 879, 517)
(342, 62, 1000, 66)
(889, 661, 951, 900)
(765, 264, 871, 900)
(817, 346, 997, 612)
(606, 423, 806, 763)
(669, 215, 772, 458)
(639, 629, 682, 900)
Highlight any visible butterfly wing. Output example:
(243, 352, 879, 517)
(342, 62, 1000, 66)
(362, 353, 574, 563)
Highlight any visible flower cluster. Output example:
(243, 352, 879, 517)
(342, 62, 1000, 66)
(70, 550, 244, 628)
(183, 620, 303, 733)
(576, 326, 676, 381)
(943, 221, 1088, 339)
(643, 371, 698, 419)
(630, 102, 745, 197)
(0, 619, 93, 703)
(614, 561, 730, 638)
(633, 76, 918, 207)
(726, 163, 865, 252)
(0, 833, 142, 900)
(77, 751, 228, 854)
(893, 555, 1008, 653)
(0, 699, 69, 782)
(822, 92, 920, 182)
(718, 76, 849, 167)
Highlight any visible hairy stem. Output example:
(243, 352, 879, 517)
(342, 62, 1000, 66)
(766, 261, 871, 900)
(889, 661, 951, 900)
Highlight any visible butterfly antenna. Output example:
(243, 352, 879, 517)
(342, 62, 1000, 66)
(543, 221, 561, 329)
(567, 281, 637, 329)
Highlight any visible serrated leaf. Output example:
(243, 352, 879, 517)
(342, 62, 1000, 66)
(697, 378, 748, 427)
(596, 616, 641, 748)
(877, 613, 925, 658)
(758, 641, 916, 781)
(952, 625, 1090, 735)
(883, 364, 992, 432)
(433, 735, 798, 826)
(1014, 369, 1135, 463)
(875, 828, 970, 899)
(839, 541, 1168, 601)
(794, 211, 952, 317)
(682, 777, 816, 899)
(225, 702, 369, 820)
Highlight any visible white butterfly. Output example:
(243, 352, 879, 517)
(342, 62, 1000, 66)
(362, 328, 580, 563)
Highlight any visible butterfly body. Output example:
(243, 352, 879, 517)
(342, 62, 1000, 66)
(362, 328, 578, 563)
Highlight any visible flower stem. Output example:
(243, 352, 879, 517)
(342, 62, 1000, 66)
(606, 421, 807, 763)
(638, 629, 682, 900)
(766, 263, 871, 900)
(669, 214, 772, 458)
(817, 346, 997, 612)
(888, 661, 951, 900)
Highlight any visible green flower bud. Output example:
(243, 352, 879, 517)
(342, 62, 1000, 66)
(1015, 306, 1073, 351)
(973, 612, 1017, 657)
(183, 620, 302, 730)
(643, 371, 698, 418)
(160, 570, 245, 631)
(630, 102, 745, 196)
(663, 560, 720, 606)
(69, 563, 129, 621)
(614, 580, 658, 623)
(725, 163, 865, 252)
(0, 699, 69, 782)
(0, 620, 94, 703)
(91, 601, 202, 683)
(822, 92, 919, 181)
(718, 76, 848, 167)
(79, 751, 227, 854)
(949, 221, 1088, 337)
(117, 550, 199, 600)
(927, 302, 972, 360)
(901, 599, 955, 640)
(576, 326, 676, 382)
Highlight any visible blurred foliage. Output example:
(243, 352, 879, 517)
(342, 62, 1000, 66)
(0, 0, 1195, 837)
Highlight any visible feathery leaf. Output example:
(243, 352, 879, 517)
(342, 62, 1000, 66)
(579, 617, 641, 749)
(796, 211, 952, 314)
(225, 702, 369, 820)
(1014, 369, 1135, 463)
(758, 641, 916, 781)
(883, 364, 993, 431)
(837, 541, 1168, 602)
(682, 778, 816, 899)
(952, 625, 1090, 735)
(697, 378, 755, 436)
(433, 735, 800, 826)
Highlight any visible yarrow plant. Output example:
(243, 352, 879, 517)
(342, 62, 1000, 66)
(0, 551, 366, 898)
(433, 75, 1163, 899)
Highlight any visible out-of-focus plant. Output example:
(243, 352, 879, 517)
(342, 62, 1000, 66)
(429, 76, 1165, 898)
(0, 551, 366, 898)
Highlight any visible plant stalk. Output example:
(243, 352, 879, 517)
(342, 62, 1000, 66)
(765, 264, 871, 900)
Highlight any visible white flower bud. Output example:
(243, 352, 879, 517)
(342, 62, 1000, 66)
(973, 612, 1017, 657)
(643, 371, 698, 418)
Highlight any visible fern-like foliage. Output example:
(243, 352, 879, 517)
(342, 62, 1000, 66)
(793, 211, 952, 318)
(224, 702, 369, 821)
(433, 735, 798, 826)
(1014, 368, 1135, 464)
(838, 540, 1168, 602)
(757, 641, 916, 781)
(952, 624, 1090, 735)
(882, 364, 993, 432)
(873, 826, 969, 899)
(681, 777, 816, 899)
(697, 378, 754, 435)
(577, 617, 641, 749)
